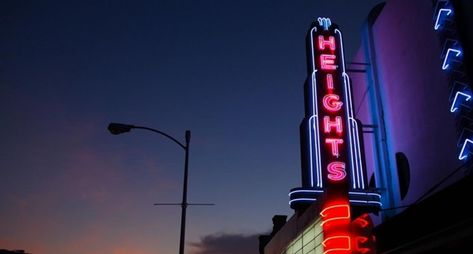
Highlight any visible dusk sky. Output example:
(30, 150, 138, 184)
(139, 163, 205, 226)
(1, 1, 382, 253)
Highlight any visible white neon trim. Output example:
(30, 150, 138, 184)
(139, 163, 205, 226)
(434, 8, 452, 30)
(288, 189, 324, 196)
(308, 28, 319, 188)
(458, 138, 473, 160)
(309, 110, 324, 187)
(289, 198, 317, 205)
(309, 116, 315, 187)
(336, 29, 356, 189)
(349, 192, 381, 198)
(350, 200, 383, 206)
(352, 118, 365, 189)
(442, 48, 462, 70)
(335, 29, 346, 73)
(310, 27, 318, 72)
(310, 31, 323, 188)
(450, 91, 471, 112)
(336, 28, 366, 190)
(308, 115, 322, 188)
(313, 80, 322, 187)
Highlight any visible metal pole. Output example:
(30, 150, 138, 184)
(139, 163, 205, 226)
(109, 123, 213, 254)
(178, 130, 191, 254)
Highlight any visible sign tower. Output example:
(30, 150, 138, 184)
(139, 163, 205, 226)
(289, 18, 381, 253)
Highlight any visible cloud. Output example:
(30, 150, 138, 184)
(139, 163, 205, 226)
(190, 233, 260, 254)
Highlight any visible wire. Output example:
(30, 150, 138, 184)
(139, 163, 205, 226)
(380, 161, 471, 211)
(413, 161, 469, 205)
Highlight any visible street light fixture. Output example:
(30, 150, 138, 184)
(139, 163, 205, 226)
(108, 123, 134, 135)
(107, 122, 213, 254)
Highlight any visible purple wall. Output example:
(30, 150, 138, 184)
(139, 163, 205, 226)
(352, 0, 463, 211)
(350, 48, 377, 189)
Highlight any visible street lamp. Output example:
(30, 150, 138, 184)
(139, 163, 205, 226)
(108, 122, 212, 254)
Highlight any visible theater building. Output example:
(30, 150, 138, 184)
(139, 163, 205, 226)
(260, 0, 473, 253)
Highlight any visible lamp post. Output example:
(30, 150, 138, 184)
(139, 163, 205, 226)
(108, 122, 210, 254)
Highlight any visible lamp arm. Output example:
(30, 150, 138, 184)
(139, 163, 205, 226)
(133, 126, 187, 150)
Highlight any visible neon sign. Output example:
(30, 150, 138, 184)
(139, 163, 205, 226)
(434, 8, 452, 30)
(289, 17, 381, 210)
(442, 48, 462, 70)
(450, 91, 471, 113)
(320, 200, 351, 254)
(433, 0, 473, 160)
(287, 17, 382, 254)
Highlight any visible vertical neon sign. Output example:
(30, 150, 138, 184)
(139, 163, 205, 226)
(289, 18, 381, 210)
(313, 18, 352, 254)
(289, 17, 381, 254)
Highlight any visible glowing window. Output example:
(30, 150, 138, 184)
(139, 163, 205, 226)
(283, 218, 324, 254)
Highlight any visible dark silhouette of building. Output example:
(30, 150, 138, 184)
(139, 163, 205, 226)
(258, 215, 287, 254)
(0, 250, 30, 254)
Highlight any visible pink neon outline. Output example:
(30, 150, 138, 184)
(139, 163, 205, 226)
(355, 236, 372, 253)
(323, 94, 343, 112)
(318, 35, 336, 51)
(320, 54, 337, 70)
(322, 235, 351, 254)
(323, 116, 343, 134)
(326, 74, 334, 90)
(327, 161, 347, 181)
(325, 138, 344, 157)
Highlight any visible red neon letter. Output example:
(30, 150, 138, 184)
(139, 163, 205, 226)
(327, 161, 347, 181)
(318, 35, 336, 51)
(320, 203, 350, 226)
(326, 74, 334, 90)
(351, 214, 375, 254)
(321, 201, 351, 254)
(355, 237, 372, 254)
(322, 235, 351, 254)
(323, 94, 343, 112)
(324, 116, 343, 134)
(325, 138, 344, 157)
(320, 54, 337, 70)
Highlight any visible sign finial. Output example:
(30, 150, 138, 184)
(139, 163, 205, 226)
(317, 17, 332, 30)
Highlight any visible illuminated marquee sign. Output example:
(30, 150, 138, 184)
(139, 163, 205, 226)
(289, 18, 381, 210)
(289, 17, 380, 254)
(316, 21, 352, 190)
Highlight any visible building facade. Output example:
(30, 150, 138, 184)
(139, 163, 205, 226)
(261, 0, 473, 253)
